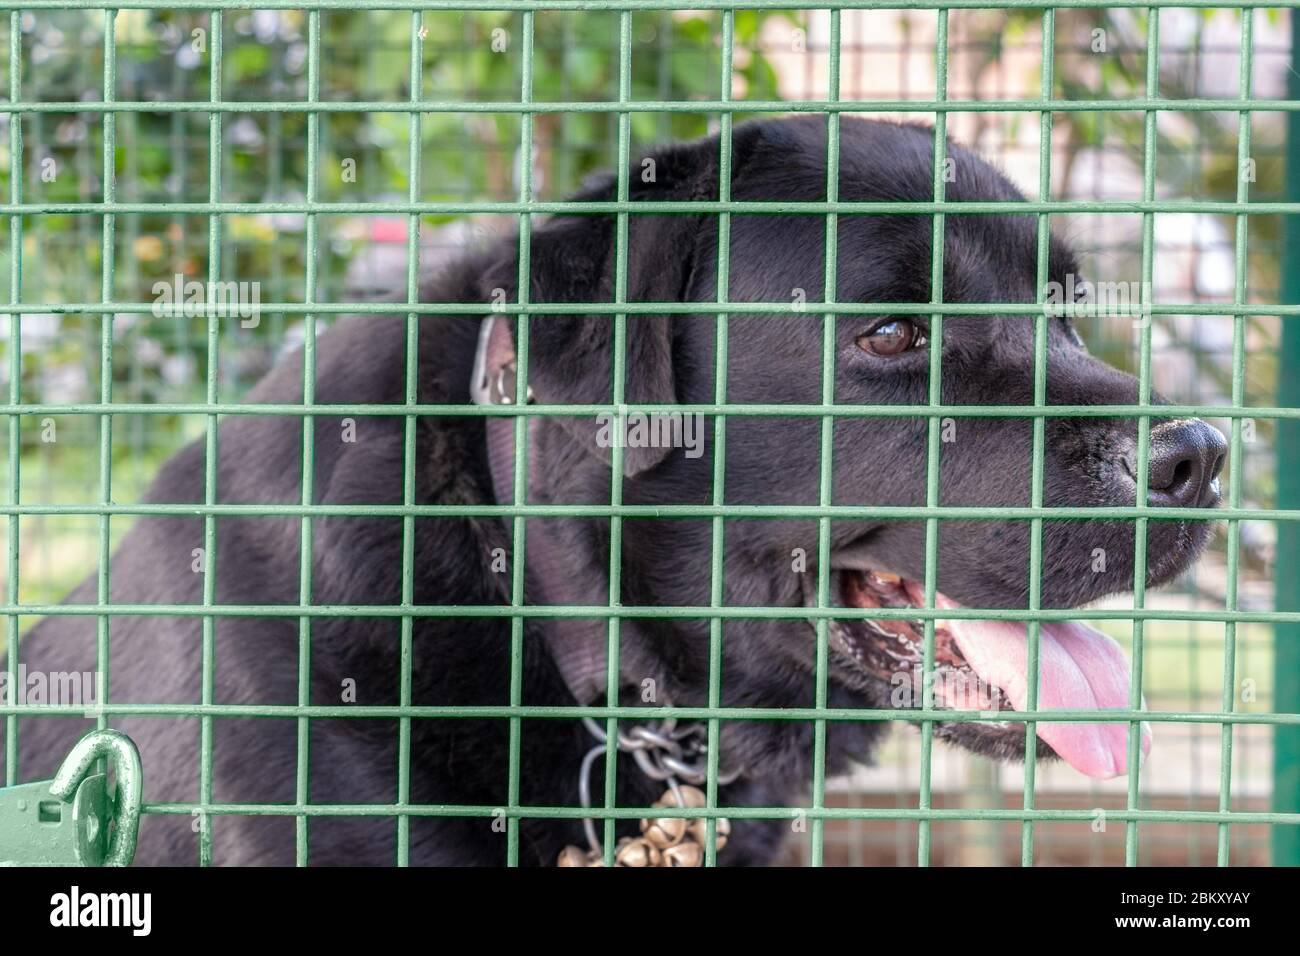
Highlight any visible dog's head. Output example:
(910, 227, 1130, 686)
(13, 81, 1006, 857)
(479, 116, 1225, 780)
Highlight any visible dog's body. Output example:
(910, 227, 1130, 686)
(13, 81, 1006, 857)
(7, 117, 1224, 865)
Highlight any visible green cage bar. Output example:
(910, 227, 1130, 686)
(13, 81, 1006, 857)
(1276, 3, 1300, 870)
(0, 2, 1295, 868)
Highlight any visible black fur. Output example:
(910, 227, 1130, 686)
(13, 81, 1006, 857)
(6, 116, 1221, 865)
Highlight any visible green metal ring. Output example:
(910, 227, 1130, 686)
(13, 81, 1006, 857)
(49, 730, 142, 868)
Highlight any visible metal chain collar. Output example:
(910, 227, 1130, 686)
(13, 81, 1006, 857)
(557, 715, 742, 867)
(582, 715, 744, 789)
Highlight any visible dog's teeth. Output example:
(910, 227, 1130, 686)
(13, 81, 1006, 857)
(870, 571, 901, 585)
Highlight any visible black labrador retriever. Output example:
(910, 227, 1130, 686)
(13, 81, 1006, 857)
(7, 116, 1225, 865)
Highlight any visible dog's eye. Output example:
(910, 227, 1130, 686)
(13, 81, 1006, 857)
(856, 319, 926, 356)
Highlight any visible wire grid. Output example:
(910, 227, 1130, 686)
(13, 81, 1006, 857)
(0, 3, 1295, 867)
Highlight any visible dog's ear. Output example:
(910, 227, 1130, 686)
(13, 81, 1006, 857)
(478, 140, 720, 477)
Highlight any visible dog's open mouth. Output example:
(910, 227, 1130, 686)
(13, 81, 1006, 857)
(812, 568, 1151, 779)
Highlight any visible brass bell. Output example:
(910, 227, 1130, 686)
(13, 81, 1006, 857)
(678, 785, 707, 808)
(654, 784, 706, 809)
(557, 845, 593, 867)
(688, 815, 731, 851)
(660, 840, 703, 867)
(641, 815, 688, 849)
(614, 836, 661, 868)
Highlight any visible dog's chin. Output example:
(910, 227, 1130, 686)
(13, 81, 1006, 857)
(800, 565, 1154, 780)
(1143, 517, 1218, 590)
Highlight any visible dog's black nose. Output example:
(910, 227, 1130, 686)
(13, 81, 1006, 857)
(1145, 419, 1227, 508)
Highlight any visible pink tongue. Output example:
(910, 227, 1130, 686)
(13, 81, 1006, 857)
(914, 587, 1151, 779)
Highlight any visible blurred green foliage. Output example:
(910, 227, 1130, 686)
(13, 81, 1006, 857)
(0, 9, 790, 462)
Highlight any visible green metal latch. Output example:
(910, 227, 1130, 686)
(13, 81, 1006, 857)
(0, 730, 142, 867)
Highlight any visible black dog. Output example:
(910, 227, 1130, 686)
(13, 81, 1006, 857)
(8, 116, 1225, 865)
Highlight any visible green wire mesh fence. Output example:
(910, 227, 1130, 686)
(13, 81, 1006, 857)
(0, 3, 1296, 866)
